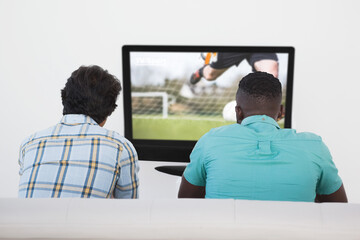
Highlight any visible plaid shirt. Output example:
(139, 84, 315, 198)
(18, 114, 139, 198)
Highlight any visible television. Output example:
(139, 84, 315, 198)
(122, 45, 295, 167)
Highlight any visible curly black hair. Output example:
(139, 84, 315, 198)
(237, 71, 282, 103)
(61, 65, 121, 124)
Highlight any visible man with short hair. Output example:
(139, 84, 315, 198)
(18, 65, 139, 198)
(178, 72, 347, 202)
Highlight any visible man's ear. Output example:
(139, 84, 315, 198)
(277, 105, 285, 121)
(235, 105, 244, 123)
(99, 118, 107, 127)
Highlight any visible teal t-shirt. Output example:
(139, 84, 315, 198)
(183, 115, 342, 202)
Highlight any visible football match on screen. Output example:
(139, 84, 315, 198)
(130, 52, 288, 141)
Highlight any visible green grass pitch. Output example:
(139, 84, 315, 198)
(133, 116, 285, 141)
(133, 116, 234, 141)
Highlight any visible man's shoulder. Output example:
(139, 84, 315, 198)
(20, 123, 134, 149)
(208, 123, 239, 134)
(101, 129, 137, 158)
(20, 125, 57, 148)
(206, 124, 324, 143)
(280, 128, 323, 142)
(103, 128, 134, 146)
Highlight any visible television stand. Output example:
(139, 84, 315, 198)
(155, 165, 186, 176)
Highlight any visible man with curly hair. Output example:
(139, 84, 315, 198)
(18, 65, 139, 199)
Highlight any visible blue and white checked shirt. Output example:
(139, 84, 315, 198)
(18, 114, 139, 198)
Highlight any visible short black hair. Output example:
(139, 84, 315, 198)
(237, 72, 282, 103)
(61, 65, 121, 124)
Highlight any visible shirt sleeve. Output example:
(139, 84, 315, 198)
(114, 140, 140, 199)
(183, 134, 207, 187)
(18, 136, 31, 176)
(316, 141, 343, 195)
(18, 145, 24, 176)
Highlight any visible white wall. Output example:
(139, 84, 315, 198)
(0, 0, 359, 202)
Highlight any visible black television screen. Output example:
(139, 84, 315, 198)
(122, 45, 294, 162)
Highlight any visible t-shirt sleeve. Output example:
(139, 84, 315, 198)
(183, 134, 207, 186)
(316, 141, 343, 195)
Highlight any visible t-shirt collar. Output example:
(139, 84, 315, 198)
(241, 115, 280, 129)
(60, 114, 98, 126)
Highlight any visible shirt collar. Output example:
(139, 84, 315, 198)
(241, 115, 280, 129)
(60, 114, 98, 126)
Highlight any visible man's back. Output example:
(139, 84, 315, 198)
(183, 115, 342, 202)
(19, 114, 139, 198)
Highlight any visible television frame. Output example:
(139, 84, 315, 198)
(122, 45, 295, 163)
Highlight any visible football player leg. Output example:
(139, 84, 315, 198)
(253, 59, 279, 78)
(190, 52, 246, 85)
(190, 65, 228, 84)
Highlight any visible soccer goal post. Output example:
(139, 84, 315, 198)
(132, 92, 169, 118)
